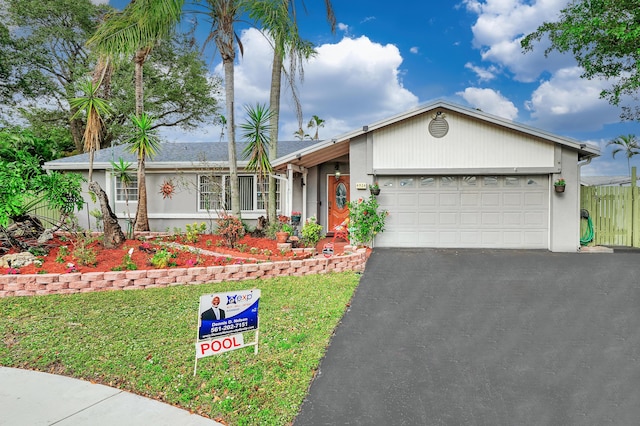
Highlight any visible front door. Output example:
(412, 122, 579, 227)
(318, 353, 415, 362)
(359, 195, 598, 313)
(328, 175, 350, 231)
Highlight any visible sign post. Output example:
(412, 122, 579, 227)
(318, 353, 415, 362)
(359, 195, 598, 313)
(194, 289, 260, 376)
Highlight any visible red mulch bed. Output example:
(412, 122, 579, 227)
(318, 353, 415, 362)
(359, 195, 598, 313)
(2, 234, 313, 275)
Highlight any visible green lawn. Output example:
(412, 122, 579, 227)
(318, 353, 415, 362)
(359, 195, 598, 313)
(0, 272, 360, 425)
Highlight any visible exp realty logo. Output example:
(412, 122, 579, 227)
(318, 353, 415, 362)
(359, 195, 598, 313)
(226, 293, 253, 305)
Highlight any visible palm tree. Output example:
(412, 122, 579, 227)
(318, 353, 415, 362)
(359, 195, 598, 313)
(88, 0, 183, 231)
(293, 127, 309, 140)
(240, 104, 274, 215)
(126, 113, 161, 232)
(202, 0, 244, 217)
(88, 0, 184, 116)
(69, 78, 112, 182)
(307, 114, 325, 140)
(261, 0, 335, 221)
(607, 134, 640, 176)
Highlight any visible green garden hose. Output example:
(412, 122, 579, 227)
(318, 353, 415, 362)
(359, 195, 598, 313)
(580, 209, 594, 245)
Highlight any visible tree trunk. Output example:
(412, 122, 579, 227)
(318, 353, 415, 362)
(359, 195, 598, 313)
(88, 181, 126, 248)
(134, 156, 150, 231)
(69, 115, 84, 153)
(133, 47, 151, 231)
(224, 57, 240, 217)
(268, 50, 283, 223)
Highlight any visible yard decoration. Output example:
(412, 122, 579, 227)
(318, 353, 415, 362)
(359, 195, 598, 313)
(554, 178, 566, 193)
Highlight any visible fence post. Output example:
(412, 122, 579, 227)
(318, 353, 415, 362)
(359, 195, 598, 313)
(633, 167, 639, 247)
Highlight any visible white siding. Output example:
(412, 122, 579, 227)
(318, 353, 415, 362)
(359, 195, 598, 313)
(372, 111, 555, 170)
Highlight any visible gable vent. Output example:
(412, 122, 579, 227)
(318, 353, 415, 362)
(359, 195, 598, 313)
(428, 114, 449, 138)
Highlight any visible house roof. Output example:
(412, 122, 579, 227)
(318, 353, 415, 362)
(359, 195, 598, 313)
(580, 176, 639, 186)
(272, 99, 601, 171)
(43, 140, 315, 171)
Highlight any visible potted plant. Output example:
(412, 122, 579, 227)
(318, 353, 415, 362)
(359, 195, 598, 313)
(554, 178, 566, 193)
(276, 222, 293, 243)
(369, 182, 380, 196)
(291, 211, 302, 225)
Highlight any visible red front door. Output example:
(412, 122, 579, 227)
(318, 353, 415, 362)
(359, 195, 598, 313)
(328, 175, 350, 231)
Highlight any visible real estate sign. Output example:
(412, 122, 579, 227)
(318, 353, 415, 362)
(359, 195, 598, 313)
(195, 289, 260, 367)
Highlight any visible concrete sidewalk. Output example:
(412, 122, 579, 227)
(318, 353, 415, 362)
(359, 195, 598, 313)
(0, 367, 220, 426)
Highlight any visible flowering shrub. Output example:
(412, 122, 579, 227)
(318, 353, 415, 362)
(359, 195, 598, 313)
(347, 195, 388, 247)
(216, 214, 246, 248)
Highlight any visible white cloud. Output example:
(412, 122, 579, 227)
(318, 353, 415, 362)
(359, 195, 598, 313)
(525, 67, 620, 132)
(456, 87, 519, 120)
(465, 62, 498, 82)
(337, 23, 349, 33)
(466, 0, 573, 82)
(91, 0, 109, 4)
(197, 30, 418, 143)
(410, 46, 419, 54)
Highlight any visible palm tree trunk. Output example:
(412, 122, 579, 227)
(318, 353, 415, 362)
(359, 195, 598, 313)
(224, 58, 240, 217)
(268, 49, 283, 222)
(133, 47, 151, 231)
(134, 157, 150, 231)
(134, 48, 150, 116)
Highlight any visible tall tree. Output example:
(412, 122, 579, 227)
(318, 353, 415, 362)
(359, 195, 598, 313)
(259, 0, 335, 222)
(307, 114, 325, 140)
(522, 0, 640, 120)
(88, 0, 184, 231)
(0, 0, 220, 153)
(607, 134, 640, 176)
(202, 0, 244, 217)
(126, 113, 161, 232)
(0, 0, 110, 152)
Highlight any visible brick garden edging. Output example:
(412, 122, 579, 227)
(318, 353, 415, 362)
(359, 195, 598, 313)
(0, 250, 368, 298)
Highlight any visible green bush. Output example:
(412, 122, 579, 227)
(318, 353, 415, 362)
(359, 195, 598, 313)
(150, 249, 172, 268)
(185, 222, 206, 243)
(301, 216, 324, 247)
(347, 195, 388, 247)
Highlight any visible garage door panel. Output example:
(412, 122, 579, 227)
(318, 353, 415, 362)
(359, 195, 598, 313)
(439, 193, 458, 206)
(481, 212, 501, 226)
(419, 193, 437, 206)
(460, 212, 479, 225)
(376, 175, 549, 249)
(481, 231, 500, 244)
(460, 231, 480, 244)
(525, 192, 545, 205)
(439, 212, 458, 225)
(481, 193, 501, 207)
(460, 193, 479, 206)
(438, 231, 458, 244)
(524, 211, 546, 226)
(503, 212, 522, 226)
(395, 211, 418, 226)
(419, 212, 437, 225)
(398, 193, 418, 206)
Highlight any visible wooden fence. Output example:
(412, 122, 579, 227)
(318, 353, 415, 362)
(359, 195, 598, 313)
(581, 185, 640, 247)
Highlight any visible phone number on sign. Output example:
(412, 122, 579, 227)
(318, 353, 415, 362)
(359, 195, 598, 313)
(211, 320, 249, 334)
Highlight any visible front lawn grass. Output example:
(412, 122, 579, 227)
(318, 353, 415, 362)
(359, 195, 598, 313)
(0, 272, 360, 425)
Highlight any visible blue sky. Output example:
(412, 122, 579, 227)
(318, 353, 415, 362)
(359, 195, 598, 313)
(103, 0, 640, 177)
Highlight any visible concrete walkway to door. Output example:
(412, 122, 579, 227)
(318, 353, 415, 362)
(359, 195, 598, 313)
(295, 248, 640, 425)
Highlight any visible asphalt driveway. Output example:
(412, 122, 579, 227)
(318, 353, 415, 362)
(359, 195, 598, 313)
(295, 248, 640, 425)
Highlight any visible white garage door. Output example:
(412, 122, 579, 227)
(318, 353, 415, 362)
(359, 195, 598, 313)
(374, 175, 549, 249)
